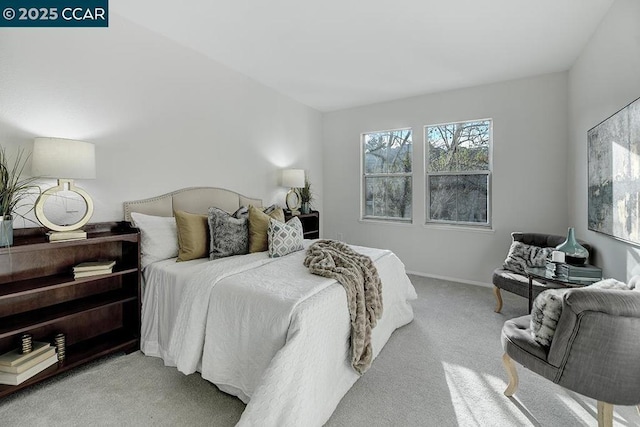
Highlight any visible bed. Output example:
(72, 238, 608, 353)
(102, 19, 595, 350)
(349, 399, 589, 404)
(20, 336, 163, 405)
(124, 187, 417, 426)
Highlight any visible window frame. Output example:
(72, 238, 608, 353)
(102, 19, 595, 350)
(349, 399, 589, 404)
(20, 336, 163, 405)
(424, 118, 493, 228)
(360, 127, 413, 223)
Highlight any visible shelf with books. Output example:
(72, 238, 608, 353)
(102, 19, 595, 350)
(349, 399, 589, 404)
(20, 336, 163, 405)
(0, 329, 138, 397)
(0, 267, 139, 301)
(0, 222, 140, 399)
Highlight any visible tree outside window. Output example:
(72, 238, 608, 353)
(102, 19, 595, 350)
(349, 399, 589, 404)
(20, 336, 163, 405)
(362, 129, 412, 221)
(425, 119, 492, 226)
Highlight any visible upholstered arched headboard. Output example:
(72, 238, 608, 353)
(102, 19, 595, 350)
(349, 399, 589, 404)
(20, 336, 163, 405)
(123, 187, 262, 222)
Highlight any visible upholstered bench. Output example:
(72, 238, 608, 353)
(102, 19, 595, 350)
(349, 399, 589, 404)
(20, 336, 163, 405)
(492, 232, 592, 313)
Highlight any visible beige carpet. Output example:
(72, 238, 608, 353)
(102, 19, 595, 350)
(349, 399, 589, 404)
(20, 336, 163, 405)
(0, 275, 638, 426)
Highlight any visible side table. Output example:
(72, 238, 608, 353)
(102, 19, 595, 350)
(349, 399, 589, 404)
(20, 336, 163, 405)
(525, 266, 599, 312)
(284, 210, 320, 239)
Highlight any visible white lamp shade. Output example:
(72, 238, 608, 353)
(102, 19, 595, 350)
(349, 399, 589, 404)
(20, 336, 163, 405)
(32, 137, 96, 179)
(281, 169, 305, 188)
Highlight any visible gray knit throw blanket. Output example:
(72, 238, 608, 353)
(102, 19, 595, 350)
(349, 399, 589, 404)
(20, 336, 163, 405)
(303, 240, 383, 374)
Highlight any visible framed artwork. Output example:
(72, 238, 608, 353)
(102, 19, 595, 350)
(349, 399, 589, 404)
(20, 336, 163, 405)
(587, 96, 640, 245)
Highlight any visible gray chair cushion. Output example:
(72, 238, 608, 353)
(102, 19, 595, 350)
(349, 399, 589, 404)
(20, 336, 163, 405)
(501, 315, 558, 381)
(492, 268, 547, 299)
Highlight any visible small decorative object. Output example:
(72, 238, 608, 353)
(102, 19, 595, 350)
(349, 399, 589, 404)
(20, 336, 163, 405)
(555, 227, 589, 265)
(53, 333, 66, 361)
(550, 250, 565, 263)
(0, 146, 41, 246)
(299, 179, 313, 215)
(281, 169, 305, 215)
(20, 333, 33, 354)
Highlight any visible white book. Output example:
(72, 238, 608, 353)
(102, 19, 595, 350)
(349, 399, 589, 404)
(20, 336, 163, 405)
(0, 342, 51, 367)
(0, 347, 56, 374)
(74, 269, 113, 279)
(47, 230, 87, 241)
(0, 353, 58, 385)
(73, 260, 116, 272)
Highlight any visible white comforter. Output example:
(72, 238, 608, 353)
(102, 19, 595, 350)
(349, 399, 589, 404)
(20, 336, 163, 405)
(140, 242, 417, 426)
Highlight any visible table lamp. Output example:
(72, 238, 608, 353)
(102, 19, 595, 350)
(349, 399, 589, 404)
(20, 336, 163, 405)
(281, 168, 305, 214)
(32, 137, 96, 240)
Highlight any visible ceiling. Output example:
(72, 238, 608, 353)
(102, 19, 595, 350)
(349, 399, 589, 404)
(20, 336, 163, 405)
(113, 0, 614, 112)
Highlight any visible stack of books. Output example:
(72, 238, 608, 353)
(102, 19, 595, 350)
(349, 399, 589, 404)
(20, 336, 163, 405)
(73, 260, 116, 279)
(545, 260, 562, 277)
(546, 260, 602, 282)
(0, 342, 58, 385)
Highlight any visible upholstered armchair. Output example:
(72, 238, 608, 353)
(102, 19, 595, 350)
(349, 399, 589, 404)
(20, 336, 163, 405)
(501, 283, 640, 426)
(492, 232, 592, 312)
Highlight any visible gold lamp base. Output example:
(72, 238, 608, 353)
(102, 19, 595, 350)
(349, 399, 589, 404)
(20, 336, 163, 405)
(285, 188, 301, 215)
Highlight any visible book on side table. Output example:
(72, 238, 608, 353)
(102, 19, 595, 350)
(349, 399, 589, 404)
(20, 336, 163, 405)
(545, 260, 602, 282)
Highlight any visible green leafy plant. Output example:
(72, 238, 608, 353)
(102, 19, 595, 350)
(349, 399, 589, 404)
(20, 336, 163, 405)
(0, 146, 40, 220)
(299, 179, 313, 205)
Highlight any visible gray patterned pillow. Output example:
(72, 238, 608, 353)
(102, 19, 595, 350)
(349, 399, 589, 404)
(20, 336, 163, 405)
(268, 217, 304, 258)
(208, 207, 249, 260)
(503, 241, 553, 275)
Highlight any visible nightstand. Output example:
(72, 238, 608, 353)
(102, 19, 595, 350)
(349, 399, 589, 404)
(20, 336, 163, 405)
(285, 210, 320, 239)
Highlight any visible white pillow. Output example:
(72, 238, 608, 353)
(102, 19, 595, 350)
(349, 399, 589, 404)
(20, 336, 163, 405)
(130, 212, 179, 269)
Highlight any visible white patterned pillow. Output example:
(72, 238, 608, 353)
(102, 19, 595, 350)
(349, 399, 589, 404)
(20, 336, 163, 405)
(130, 212, 179, 269)
(503, 241, 553, 275)
(268, 217, 304, 258)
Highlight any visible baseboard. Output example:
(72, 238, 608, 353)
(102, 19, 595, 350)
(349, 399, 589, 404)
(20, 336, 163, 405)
(406, 270, 492, 289)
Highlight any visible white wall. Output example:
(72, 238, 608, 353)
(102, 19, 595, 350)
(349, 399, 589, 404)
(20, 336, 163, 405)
(323, 73, 569, 284)
(568, 0, 640, 281)
(0, 14, 322, 227)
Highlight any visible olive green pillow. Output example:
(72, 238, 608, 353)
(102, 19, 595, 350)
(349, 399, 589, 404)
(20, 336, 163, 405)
(248, 205, 285, 253)
(175, 210, 209, 262)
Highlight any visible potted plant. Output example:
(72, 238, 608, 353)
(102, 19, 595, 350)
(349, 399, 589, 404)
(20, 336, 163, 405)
(299, 179, 313, 214)
(0, 146, 40, 246)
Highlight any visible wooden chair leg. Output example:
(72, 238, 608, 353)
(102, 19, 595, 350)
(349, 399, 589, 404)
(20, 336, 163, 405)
(597, 401, 613, 427)
(494, 286, 503, 313)
(502, 353, 519, 396)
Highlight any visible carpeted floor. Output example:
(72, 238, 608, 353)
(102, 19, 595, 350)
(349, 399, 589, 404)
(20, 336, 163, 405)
(0, 275, 638, 426)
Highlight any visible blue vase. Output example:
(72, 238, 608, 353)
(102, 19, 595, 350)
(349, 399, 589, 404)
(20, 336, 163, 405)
(556, 227, 588, 265)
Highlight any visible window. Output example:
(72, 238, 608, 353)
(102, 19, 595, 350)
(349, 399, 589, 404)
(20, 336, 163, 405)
(362, 128, 412, 221)
(425, 119, 491, 226)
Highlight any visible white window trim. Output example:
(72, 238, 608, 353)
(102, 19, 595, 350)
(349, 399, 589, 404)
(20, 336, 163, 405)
(423, 118, 493, 227)
(360, 127, 413, 222)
